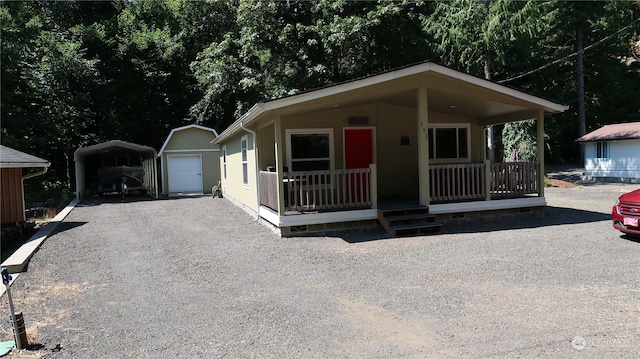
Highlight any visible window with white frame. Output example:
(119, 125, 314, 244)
(428, 124, 470, 160)
(286, 129, 333, 171)
(241, 136, 248, 186)
(222, 145, 227, 180)
(595, 141, 609, 159)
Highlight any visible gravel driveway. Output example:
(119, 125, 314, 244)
(2, 184, 639, 358)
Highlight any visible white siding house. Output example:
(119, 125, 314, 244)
(577, 122, 640, 183)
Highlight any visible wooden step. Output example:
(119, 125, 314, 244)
(383, 213, 436, 222)
(377, 206, 443, 237)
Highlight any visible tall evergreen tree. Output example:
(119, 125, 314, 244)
(189, 0, 431, 129)
(420, 0, 551, 162)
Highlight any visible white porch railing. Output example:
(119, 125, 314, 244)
(429, 163, 486, 202)
(259, 168, 372, 212)
(429, 161, 540, 202)
(260, 162, 539, 212)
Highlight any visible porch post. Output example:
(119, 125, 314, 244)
(417, 87, 430, 206)
(274, 112, 286, 215)
(369, 163, 378, 209)
(537, 110, 545, 197)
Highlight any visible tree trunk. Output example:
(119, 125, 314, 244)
(576, 26, 586, 164)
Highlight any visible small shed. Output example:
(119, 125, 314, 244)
(158, 124, 220, 195)
(0, 145, 50, 224)
(576, 121, 640, 183)
(74, 140, 159, 200)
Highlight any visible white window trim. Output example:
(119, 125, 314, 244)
(241, 135, 249, 188)
(595, 141, 609, 160)
(222, 145, 227, 181)
(285, 128, 335, 172)
(428, 123, 471, 163)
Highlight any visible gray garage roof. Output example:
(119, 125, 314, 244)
(0, 145, 50, 168)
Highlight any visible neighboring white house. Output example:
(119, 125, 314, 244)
(576, 122, 640, 183)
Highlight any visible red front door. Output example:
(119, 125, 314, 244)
(344, 128, 373, 202)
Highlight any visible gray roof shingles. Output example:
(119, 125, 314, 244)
(0, 145, 50, 168)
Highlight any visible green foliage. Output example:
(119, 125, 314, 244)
(502, 120, 537, 162)
(189, 0, 430, 128)
(419, 0, 553, 79)
(1, 0, 639, 204)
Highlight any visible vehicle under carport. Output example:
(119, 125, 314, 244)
(74, 140, 159, 200)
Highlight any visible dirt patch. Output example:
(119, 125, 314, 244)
(547, 178, 578, 188)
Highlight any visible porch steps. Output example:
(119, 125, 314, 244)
(378, 206, 443, 237)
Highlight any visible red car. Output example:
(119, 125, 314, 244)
(612, 188, 640, 237)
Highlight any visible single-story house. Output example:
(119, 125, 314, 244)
(0, 145, 50, 224)
(576, 121, 640, 183)
(158, 124, 220, 195)
(74, 140, 159, 199)
(212, 61, 566, 236)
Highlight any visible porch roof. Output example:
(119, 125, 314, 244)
(213, 61, 566, 145)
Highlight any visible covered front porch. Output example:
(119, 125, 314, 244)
(257, 160, 544, 229)
(211, 62, 565, 236)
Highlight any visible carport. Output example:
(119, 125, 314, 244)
(74, 140, 158, 200)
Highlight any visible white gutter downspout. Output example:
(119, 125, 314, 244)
(22, 166, 49, 180)
(21, 166, 49, 221)
(240, 121, 260, 221)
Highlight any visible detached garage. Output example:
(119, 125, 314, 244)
(158, 125, 220, 195)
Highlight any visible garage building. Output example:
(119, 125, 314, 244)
(158, 125, 220, 196)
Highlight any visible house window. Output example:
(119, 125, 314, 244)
(428, 124, 469, 160)
(222, 145, 227, 180)
(241, 136, 248, 186)
(286, 129, 334, 171)
(595, 141, 609, 159)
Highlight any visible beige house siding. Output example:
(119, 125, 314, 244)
(377, 103, 418, 199)
(221, 100, 495, 208)
(220, 131, 257, 211)
(159, 126, 220, 195)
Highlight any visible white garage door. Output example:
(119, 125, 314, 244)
(168, 155, 203, 193)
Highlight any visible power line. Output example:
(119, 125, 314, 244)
(499, 17, 640, 84)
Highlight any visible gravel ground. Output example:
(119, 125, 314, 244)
(1, 184, 639, 358)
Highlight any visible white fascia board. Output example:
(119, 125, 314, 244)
(212, 104, 264, 145)
(159, 124, 219, 157)
(0, 162, 50, 168)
